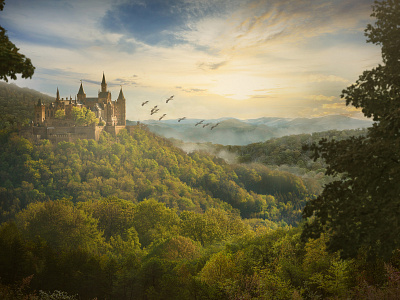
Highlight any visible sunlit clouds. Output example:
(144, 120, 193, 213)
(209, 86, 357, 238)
(3, 0, 381, 120)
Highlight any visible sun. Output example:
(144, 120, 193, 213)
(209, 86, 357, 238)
(209, 73, 276, 100)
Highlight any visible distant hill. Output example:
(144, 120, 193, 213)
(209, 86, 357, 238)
(131, 115, 373, 145)
(0, 81, 54, 128)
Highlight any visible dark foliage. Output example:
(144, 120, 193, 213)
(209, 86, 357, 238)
(302, 0, 400, 261)
(0, 1, 35, 82)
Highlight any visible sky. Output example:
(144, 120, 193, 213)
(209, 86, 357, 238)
(2, 0, 382, 121)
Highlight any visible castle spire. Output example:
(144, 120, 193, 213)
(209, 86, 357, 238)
(56, 87, 60, 101)
(117, 86, 125, 101)
(101, 72, 107, 92)
(77, 80, 86, 104)
(78, 80, 85, 95)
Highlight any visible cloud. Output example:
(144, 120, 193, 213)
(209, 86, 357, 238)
(306, 94, 337, 102)
(198, 60, 228, 70)
(176, 86, 207, 93)
(101, 0, 225, 46)
(308, 74, 349, 83)
(117, 38, 139, 54)
(114, 76, 139, 87)
(2, 0, 117, 49)
(82, 79, 101, 86)
(82, 76, 139, 88)
(196, 0, 374, 54)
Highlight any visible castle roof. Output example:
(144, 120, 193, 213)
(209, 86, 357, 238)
(102, 72, 106, 85)
(78, 82, 85, 95)
(117, 87, 125, 101)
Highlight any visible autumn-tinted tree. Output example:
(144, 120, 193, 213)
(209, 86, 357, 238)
(302, 0, 400, 260)
(0, 0, 35, 82)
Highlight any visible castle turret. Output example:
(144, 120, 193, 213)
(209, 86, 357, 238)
(116, 86, 126, 126)
(77, 81, 86, 103)
(34, 99, 46, 124)
(117, 87, 125, 101)
(56, 87, 60, 102)
(98, 73, 111, 104)
(101, 72, 107, 93)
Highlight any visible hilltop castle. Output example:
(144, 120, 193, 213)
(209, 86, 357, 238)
(28, 73, 131, 142)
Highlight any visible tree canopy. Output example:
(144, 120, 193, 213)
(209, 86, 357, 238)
(0, 0, 35, 82)
(302, 0, 400, 260)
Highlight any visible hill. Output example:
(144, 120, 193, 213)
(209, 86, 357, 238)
(136, 115, 372, 145)
(0, 125, 312, 225)
(0, 81, 54, 129)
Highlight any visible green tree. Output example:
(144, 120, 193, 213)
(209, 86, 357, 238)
(302, 0, 400, 260)
(0, 0, 35, 82)
(15, 199, 105, 252)
(133, 199, 179, 248)
(54, 109, 65, 119)
(71, 107, 97, 126)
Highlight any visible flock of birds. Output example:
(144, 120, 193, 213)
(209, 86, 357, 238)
(141, 95, 221, 130)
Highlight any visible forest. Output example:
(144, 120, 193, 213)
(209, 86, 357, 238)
(0, 125, 398, 300)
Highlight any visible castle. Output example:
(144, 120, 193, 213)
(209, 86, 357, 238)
(28, 73, 130, 142)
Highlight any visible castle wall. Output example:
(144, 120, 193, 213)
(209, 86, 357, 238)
(24, 125, 105, 143)
(104, 125, 126, 136)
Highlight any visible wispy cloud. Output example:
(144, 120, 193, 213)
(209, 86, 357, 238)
(114, 76, 139, 87)
(198, 60, 228, 70)
(308, 74, 349, 83)
(306, 94, 338, 102)
(176, 86, 207, 93)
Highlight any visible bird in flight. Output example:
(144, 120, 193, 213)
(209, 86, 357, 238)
(151, 109, 160, 115)
(211, 123, 220, 130)
(195, 120, 205, 126)
(142, 100, 149, 106)
(178, 117, 186, 122)
(202, 123, 210, 128)
(166, 95, 174, 103)
(159, 114, 166, 120)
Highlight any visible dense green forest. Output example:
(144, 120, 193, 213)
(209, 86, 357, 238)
(0, 123, 398, 299)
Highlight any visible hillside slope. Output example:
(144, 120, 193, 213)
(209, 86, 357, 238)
(0, 81, 54, 129)
(0, 126, 312, 226)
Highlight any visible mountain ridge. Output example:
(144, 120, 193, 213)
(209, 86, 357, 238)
(131, 115, 373, 145)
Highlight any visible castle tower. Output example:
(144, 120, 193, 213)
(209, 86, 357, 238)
(34, 99, 46, 124)
(77, 81, 86, 104)
(98, 73, 111, 104)
(101, 72, 107, 92)
(116, 86, 126, 126)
